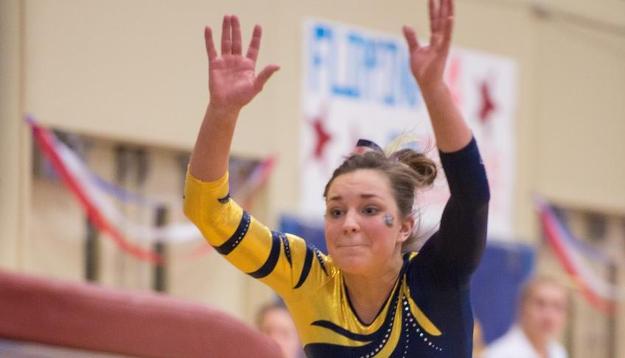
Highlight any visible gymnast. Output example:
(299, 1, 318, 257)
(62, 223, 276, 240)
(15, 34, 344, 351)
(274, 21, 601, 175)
(184, 0, 490, 356)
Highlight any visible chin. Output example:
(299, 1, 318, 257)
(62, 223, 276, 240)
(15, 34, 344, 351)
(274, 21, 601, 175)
(334, 256, 372, 275)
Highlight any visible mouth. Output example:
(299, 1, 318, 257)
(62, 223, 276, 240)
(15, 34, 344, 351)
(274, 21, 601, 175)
(335, 243, 367, 248)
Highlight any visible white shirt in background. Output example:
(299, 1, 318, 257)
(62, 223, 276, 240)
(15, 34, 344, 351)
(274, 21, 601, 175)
(483, 326, 567, 358)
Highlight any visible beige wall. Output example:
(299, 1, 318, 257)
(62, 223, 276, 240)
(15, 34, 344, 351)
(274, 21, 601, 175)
(1, 0, 624, 345)
(534, 10, 625, 214)
(19, 0, 625, 240)
(0, 0, 29, 271)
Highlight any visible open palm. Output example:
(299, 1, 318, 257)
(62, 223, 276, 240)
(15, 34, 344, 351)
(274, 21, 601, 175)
(403, 0, 453, 89)
(205, 15, 279, 111)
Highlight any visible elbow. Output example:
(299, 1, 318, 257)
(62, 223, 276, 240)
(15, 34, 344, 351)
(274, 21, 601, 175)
(464, 181, 491, 209)
(183, 196, 201, 227)
(480, 183, 491, 206)
(473, 175, 491, 206)
(471, 190, 490, 216)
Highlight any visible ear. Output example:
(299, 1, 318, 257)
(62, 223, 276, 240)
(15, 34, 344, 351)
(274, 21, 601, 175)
(397, 216, 415, 243)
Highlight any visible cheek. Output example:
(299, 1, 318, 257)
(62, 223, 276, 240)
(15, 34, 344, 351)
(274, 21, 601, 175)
(324, 222, 341, 247)
(361, 219, 398, 246)
(361, 220, 386, 236)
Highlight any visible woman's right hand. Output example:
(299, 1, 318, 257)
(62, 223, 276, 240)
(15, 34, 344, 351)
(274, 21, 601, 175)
(205, 15, 279, 114)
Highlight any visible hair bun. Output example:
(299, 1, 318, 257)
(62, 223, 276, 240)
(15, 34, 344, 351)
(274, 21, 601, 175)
(390, 149, 437, 187)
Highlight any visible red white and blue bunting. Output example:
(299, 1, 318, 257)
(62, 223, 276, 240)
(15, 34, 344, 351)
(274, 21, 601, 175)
(27, 116, 275, 262)
(535, 195, 622, 314)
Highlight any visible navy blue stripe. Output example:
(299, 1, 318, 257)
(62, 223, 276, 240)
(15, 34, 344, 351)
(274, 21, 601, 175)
(217, 192, 231, 204)
(248, 231, 281, 279)
(310, 320, 373, 342)
(279, 232, 292, 266)
(294, 246, 314, 289)
(306, 256, 441, 358)
(314, 248, 328, 276)
(214, 211, 250, 255)
(311, 256, 410, 339)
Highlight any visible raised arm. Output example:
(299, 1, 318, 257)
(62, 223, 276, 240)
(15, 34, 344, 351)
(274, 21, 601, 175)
(403, 0, 470, 153)
(189, 15, 279, 182)
(404, 0, 490, 282)
(184, 18, 329, 298)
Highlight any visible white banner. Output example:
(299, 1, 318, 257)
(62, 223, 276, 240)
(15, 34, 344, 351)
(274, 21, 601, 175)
(300, 19, 517, 240)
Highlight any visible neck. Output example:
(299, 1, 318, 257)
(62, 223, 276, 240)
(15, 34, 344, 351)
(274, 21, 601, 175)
(343, 254, 404, 325)
(521, 325, 549, 358)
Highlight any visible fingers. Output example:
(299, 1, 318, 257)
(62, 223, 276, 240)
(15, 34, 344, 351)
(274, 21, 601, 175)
(429, 0, 440, 34)
(446, 0, 454, 19)
(204, 26, 217, 61)
(254, 64, 280, 91)
(219, 15, 257, 58)
(434, 0, 453, 51)
(246, 25, 262, 62)
(231, 16, 242, 55)
(402, 26, 420, 53)
(430, 0, 454, 50)
(440, 5, 454, 52)
(221, 15, 232, 55)
(440, 0, 449, 21)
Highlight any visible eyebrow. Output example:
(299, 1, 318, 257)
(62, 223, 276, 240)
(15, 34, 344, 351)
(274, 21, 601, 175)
(327, 193, 381, 201)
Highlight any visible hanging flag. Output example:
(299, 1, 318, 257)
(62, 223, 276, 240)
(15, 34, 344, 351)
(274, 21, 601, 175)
(27, 116, 162, 263)
(27, 116, 278, 260)
(235, 155, 277, 210)
(534, 195, 621, 314)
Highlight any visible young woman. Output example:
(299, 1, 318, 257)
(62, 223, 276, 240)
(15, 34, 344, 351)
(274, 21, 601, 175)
(184, 0, 489, 356)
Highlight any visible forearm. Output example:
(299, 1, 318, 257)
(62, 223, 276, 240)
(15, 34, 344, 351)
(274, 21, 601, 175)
(188, 104, 239, 182)
(421, 82, 472, 153)
(439, 137, 490, 203)
(435, 138, 489, 277)
(417, 139, 489, 282)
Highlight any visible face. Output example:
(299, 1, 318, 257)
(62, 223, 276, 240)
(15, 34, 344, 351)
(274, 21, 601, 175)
(259, 308, 300, 358)
(520, 282, 568, 339)
(324, 169, 413, 276)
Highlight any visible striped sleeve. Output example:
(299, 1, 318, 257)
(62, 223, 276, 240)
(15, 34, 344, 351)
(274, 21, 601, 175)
(183, 171, 331, 298)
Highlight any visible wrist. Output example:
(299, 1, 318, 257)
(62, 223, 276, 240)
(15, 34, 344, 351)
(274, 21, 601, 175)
(419, 80, 449, 98)
(206, 103, 241, 122)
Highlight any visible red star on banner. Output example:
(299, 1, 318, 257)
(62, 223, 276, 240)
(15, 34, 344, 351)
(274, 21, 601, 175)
(478, 80, 496, 124)
(310, 115, 332, 160)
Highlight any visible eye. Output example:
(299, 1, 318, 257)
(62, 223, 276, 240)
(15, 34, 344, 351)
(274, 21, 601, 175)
(326, 208, 344, 219)
(361, 206, 379, 216)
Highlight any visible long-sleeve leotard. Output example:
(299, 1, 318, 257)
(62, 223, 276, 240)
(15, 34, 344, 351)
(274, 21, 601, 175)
(184, 137, 489, 357)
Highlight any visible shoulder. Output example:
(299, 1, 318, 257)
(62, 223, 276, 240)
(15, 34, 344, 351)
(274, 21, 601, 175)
(549, 340, 568, 358)
(483, 327, 535, 358)
(406, 251, 419, 261)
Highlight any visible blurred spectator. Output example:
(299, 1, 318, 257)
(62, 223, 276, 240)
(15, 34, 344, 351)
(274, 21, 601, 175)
(256, 300, 302, 358)
(484, 277, 568, 358)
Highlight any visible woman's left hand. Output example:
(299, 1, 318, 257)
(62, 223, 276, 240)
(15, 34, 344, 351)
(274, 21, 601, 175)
(403, 0, 454, 91)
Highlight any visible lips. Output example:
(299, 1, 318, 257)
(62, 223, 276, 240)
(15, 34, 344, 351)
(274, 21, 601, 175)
(335, 242, 368, 248)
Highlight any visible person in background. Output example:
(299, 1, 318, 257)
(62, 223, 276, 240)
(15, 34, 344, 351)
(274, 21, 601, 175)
(484, 277, 569, 358)
(256, 300, 302, 358)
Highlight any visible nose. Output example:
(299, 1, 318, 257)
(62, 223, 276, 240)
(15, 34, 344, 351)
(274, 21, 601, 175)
(342, 210, 359, 234)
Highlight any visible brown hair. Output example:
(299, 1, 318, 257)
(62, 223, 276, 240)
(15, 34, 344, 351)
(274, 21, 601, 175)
(519, 276, 568, 307)
(323, 148, 437, 250)
(255, 299, 288, 328)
